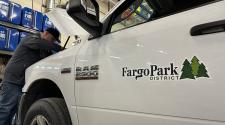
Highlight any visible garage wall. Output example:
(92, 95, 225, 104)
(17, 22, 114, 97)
(9, 0, 118, 47)
(10, 0, 71, 46)
(11, 0, 43, 12)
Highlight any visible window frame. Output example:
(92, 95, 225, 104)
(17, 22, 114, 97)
(110, 0, 154, 32)
(103, 0, 223, 35)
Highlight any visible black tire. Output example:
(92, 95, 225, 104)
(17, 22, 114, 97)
(23, 98, 72, 125)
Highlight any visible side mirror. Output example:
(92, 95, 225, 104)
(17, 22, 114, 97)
(67, 0, 102, 37)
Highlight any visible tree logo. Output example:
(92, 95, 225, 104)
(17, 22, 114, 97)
(180, 56, 209, 80)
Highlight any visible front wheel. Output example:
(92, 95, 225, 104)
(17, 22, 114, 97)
(23, 98, 72, 125)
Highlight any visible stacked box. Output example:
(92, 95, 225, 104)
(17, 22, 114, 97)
(22, 7, 44, 31)
(21, 7, 33, 28)
(8, 2, 22, 25)
(20, 32, 30, 42)
(0, 26, 7, 50)
(33, 11, 43, 31)
(5, 28, 19, 51)
(0, 0, 9, 22)
(43, 15, 54, 31)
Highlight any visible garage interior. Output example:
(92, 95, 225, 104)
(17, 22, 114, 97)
(0, 0, 224, 125)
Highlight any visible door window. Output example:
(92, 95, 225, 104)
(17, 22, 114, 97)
(110, 0, 220, 33)
(111, 0, 154, 32)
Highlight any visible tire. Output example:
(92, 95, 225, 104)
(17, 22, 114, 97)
(23, 98, 72, 125)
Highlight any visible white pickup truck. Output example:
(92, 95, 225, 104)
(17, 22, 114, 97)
(18, 0, 225, 125)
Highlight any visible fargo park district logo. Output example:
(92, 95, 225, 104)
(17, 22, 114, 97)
(122, 56, 209, 81)
(181, 56, 209, 79)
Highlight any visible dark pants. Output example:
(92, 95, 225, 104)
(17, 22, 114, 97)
(0, 83, 22, 125)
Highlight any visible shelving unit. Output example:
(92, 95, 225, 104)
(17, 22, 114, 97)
(0, 20, 39, 56)
(0, 21, 39, 80)
(0, 20, 39, 34)
(0, 50, 14, 56)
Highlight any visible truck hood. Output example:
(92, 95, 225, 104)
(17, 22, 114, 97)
(46, 8, 89, 36)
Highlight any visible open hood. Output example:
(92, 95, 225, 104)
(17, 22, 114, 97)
(46, 8, 89, 36)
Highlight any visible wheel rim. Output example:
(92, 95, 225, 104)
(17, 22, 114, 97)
(30, 115, 50, 125)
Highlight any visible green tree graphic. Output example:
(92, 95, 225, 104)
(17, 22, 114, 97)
(191, 56, 200, 76)
(180, 59, 195, 79)
(197, 63, 209, 78)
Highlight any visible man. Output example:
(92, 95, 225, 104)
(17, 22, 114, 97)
(0, 28, 62, 125)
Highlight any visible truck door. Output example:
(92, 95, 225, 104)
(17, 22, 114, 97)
(75, 0, 225, 124)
